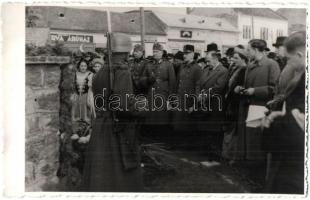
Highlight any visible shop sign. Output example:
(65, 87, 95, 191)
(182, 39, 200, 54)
(50, 33, 93, 43)
(180, 30, 192, 38)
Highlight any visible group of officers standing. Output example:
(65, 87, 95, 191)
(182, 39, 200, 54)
(79, 31, 305, 194)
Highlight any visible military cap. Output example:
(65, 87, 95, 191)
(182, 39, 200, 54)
(133, 44, 144, 52)
(183, 44, 195, 53)
(153, 42, 164, 51)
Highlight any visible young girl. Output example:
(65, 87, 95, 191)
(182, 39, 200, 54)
(71, 59, 93, 123)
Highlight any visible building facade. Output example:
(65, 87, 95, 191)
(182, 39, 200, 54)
(190, 8, 289, 50)
(26, 6, 167, 56)
(276, 8, 306, 34)
(127, 10, 239, 56)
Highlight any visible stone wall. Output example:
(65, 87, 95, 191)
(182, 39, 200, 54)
(25, 58, 69, 191)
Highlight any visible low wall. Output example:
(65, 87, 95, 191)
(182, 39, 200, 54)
(25, 56, 70, 191)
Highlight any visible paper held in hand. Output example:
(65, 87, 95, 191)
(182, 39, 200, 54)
(246, 105, 269, 128)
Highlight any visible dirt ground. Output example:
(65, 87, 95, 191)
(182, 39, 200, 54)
(142, 147, 265, 193)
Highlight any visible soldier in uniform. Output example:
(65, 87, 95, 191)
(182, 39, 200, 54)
(141, 42, 176, 140)
(81, 33, 143, 192)
(129, 44, 148, 95)
(173, 44, 202, 147)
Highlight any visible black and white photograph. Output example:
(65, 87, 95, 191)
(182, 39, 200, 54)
(1, 1, 309, 199)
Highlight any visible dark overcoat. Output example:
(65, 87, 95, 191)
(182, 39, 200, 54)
(173, 61, 202, 132)
(222, 65, 247, 160)
(196, 63, 228, 132)
(128, 58, 148, 95)
(244, 55, 280, 161)
(81, 62, 143, 192)
(141, 59, 176, 125)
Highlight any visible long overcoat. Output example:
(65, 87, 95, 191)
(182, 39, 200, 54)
(173, 61, 202, 132)
(195, 63, 228, 132)
(244, 55, 280, 161)
(81, 62, 143, 192)
(141, 59, 176, 125)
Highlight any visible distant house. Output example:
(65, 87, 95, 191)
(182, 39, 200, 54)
(127, 10, 239, 55)
(276, 8, 306, 34)
(189, 8, 288, 50)
(26, 6, 167, 55)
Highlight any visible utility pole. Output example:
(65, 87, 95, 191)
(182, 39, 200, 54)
(140, 7, 145, 49)
(251, 14, 254, 39)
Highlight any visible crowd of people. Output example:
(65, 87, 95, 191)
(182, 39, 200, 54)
(65, 31, 305, 193)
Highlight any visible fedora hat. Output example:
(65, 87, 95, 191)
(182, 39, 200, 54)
(205, 43, 220, 52)
(273, 36, 287, 47)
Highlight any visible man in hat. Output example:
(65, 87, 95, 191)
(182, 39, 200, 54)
(82, 33, 143, 192)
(234, 39, 280, 162)
(273, 36, 288, 71)
(173, 51, 184, 78)
(129, 44, 148, 95)
(267, 36, 294, 111)
(262, 31, 305, 194)
(140, 42, 176, 140)
(173, 44, 202, 147)
(200, 43, 228, 98)
(197, 43, 228, 159)
(166, 53, 174, 63)
(264, 47, 271, 57)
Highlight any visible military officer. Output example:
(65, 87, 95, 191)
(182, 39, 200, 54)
(173, 44, 202, 146)
(129, 44, 148, 95)
(141, 42, 176, 139)
(81, 33, 143, 192)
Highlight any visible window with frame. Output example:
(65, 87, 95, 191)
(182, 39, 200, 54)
(243, 25, 252, 39)
(260, 27, 269, 40)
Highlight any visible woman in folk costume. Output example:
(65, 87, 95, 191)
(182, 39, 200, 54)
(81, 33, 143, 192)
(74, 58, 105, 144)
(71, 59, 94, 123)
(221, 46, 248, 163)
(140, 42, 176, 138)
(234, 39, 280, 162)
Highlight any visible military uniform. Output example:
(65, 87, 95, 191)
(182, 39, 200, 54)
(142, 58, 176, 125)
(81, 33, 143, 192)
(173, 60, 202, 132)
(128, 57, 148, 95)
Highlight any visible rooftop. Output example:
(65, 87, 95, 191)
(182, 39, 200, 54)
(28, 6, 167, 35)
(127, 10, 239, 32)
(234, 8, 287, 20)
(189, 8, 287, 21)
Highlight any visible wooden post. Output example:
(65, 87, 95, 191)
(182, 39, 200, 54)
(140, 7, 145, 49)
